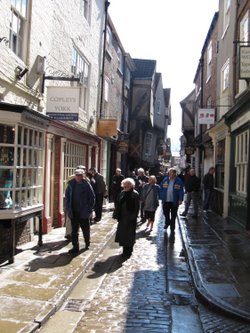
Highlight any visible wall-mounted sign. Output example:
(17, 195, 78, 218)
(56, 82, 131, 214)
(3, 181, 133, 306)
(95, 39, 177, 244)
(46, 86, 80, 121)
(97, 119, 117, 137)
(239, 46, 250, 79)
(198, 108, 215, 125)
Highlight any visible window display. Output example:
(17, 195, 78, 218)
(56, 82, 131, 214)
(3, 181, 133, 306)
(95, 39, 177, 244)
(0, 124, 44, 211)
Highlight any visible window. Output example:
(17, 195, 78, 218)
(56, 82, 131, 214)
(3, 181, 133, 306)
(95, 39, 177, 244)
(103, 79, 110, 116)
(106, 26, 112, 50)
(235, 130, 248, 194)
(144, 132, 153, 157)
(117, 47, 123, 73)
(221, 59, 229, 91)
(215, 139, 225, 189)
(0, 124, 44, 210)
(238, 12, 249, 94)
(63, 142, 86, 192)
(9, 0, 28, 59)
(82, 0, 91, 22)
(206, 41, 212, 80)
(71, 47, 90, 111)
(223, 0, 231, 33)
(156, 99, 161, 115)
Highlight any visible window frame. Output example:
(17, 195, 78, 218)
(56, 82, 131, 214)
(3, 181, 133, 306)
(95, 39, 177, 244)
(9, 0, 28, 60)
(71, 47, 90, 111)
(235, 130, 248, 195)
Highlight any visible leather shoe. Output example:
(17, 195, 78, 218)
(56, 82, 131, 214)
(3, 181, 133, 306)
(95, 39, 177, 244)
(68, 247, 79, 254)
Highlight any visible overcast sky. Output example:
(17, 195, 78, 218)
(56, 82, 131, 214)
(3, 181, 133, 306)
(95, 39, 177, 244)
(108, 0, 219, 152)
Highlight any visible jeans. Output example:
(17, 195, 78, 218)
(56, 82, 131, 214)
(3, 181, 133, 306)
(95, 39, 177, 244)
(184, 191, 199, 216)
(71, 213, 90, 248)
(162, 202, 178, 231)
(203, 189, 213, 210)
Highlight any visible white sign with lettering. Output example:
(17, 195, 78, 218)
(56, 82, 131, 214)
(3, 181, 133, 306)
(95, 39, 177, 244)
(46, 86, 80, 121)
(240, 46, 250, 79)
(198, 108, 215, 125)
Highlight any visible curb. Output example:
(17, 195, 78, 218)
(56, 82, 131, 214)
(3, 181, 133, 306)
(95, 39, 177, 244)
(177, 215, 250, 323)
(25, 214, 118, 333)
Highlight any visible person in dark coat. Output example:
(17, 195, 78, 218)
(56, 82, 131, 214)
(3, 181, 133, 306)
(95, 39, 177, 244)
(180, 168, 200, 218)
(203, 166, 215, 211)
(112, 168, 125, 209)
(89, 167, 107, 222)
(65, 169, 95, 253)
(113, 177, 140, 258)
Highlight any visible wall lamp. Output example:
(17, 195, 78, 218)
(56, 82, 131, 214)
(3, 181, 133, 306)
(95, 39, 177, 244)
(15, 66, 29, 80)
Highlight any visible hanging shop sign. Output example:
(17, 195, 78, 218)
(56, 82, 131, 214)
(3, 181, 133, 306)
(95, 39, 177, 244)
(96, 119, 117, 137)
(198, 108, 215, 125)
(239, 46, 250, 79)
(46, 86, 80, 121)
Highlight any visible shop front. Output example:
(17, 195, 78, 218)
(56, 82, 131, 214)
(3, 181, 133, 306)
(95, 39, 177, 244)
(0, 102, 49, 263)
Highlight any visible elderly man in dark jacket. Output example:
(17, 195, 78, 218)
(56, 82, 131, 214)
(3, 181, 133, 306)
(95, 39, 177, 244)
(65, 169, 95, 253)
(180, 168, 200, 218)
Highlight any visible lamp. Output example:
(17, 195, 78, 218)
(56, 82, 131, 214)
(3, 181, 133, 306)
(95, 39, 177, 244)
(15, 66, 29, 80)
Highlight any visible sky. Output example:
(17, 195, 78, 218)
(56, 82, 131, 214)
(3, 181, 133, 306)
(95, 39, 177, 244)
(108, 0, 219, 152)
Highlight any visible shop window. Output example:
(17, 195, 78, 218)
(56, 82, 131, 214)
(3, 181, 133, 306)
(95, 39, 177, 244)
(63, 142, 86, 192)
(0, 124, 44, 210)
(215, 139, 225, 189)
(235, 130, 248, 195)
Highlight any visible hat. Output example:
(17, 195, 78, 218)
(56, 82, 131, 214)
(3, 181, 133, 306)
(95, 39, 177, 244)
(75, 169, 84, 175)
(77, 165, 86, 170)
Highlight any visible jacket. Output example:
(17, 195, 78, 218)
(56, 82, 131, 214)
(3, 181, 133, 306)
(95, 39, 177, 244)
(65, 178, 95, 219)
(141, 183, 160, 211)
(160, 176, 184, 207)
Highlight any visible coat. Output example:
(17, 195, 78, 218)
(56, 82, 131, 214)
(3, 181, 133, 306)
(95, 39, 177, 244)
(114, 189, 139, 247)
(141, 183, 160, 211)
(160, 176, 184, 207)
(65, 178, 95, 219)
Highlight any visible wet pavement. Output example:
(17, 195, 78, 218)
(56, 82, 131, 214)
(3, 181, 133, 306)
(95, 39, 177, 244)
(0, 202, 250, 332)
(178, 207, 250, 323)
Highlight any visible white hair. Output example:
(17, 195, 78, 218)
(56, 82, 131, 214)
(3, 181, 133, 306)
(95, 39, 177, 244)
(121, 177, 135, 188)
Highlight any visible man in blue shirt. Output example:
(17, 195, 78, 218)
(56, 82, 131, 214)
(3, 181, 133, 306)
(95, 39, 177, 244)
(160, 168, 184, 234)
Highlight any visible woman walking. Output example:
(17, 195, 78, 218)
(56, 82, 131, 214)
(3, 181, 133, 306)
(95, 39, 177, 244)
(141, 175, 160, 232)
(113, 178, 140, 258)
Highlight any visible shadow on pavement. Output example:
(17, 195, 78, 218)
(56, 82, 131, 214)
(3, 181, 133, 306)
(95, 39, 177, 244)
(24, 252, 74, 272)
(87, 254, 128, 279)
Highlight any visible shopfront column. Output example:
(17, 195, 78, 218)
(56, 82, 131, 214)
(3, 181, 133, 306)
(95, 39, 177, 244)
(43, 134, 54, 233)
(58, 138, 66, 227)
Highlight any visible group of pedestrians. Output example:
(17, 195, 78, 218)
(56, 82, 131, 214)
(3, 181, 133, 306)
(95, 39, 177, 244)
(64, 164, 215, 258)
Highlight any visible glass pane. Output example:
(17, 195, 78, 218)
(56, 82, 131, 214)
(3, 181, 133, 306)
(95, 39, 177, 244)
(21, 0, 27, 17)
(24, 128, 28, 145)
(0, 125, 15, 144)
(17, 147, 21, 166)
(18, 126, 23, 144)
(16, 169, 21, 187)
(0, 147, 14, 166)
(15, 191, 21, 209)
(0, 190, 13, 209)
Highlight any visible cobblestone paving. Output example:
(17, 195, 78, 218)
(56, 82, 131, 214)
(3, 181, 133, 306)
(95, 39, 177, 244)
(74, 210, 171, 333)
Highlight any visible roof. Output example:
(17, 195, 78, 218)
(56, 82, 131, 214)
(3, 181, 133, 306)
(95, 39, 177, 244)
(132, 58, 156, 78)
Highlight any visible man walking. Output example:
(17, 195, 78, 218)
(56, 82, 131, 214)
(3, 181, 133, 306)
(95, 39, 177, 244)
(160, 168, 184, 234)
(89, 167, 107, 222)
(180, 168, 200, 218)
(65, 169, 95, 253)
(203, 166, 215, 212)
